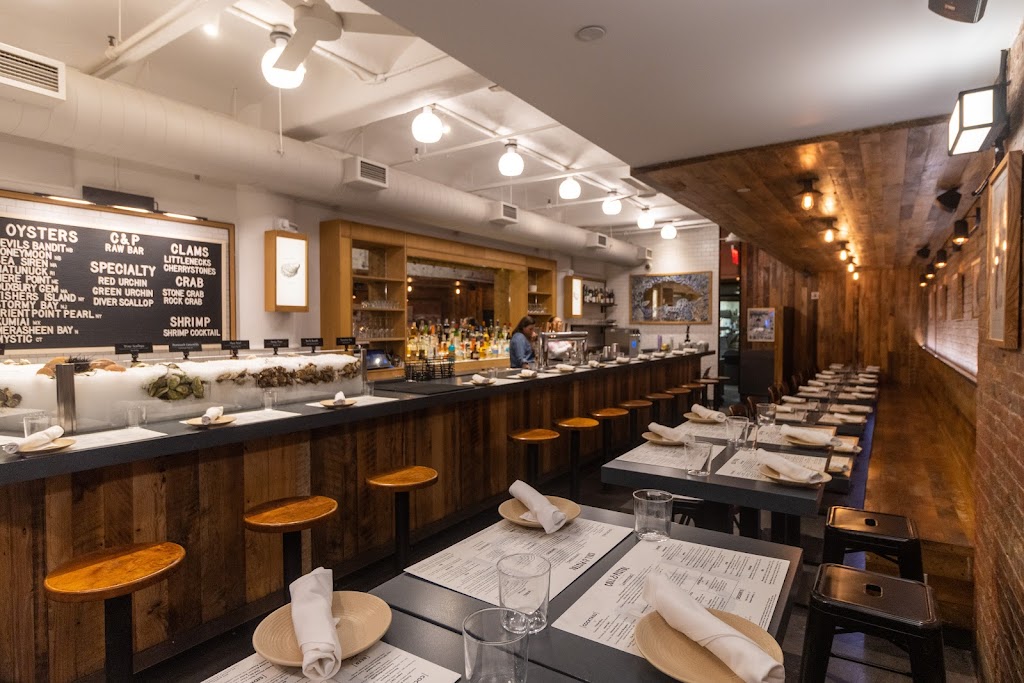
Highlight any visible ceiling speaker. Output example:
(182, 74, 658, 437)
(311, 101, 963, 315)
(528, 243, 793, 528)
(928, 0, 987, 23)
(935, 188, 962, 213)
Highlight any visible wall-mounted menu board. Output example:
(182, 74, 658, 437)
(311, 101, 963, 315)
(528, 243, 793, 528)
(0, 192, 234, 349)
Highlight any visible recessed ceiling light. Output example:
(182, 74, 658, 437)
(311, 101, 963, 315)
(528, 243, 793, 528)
(575, 25, 607, 42)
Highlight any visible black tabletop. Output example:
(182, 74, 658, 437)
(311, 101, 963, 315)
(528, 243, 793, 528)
(372, 506, 802, 683)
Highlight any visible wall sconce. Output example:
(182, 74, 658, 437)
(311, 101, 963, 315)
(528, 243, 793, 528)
(820, 218, 837, 243)
(952, 219, 970, 246)
(948, 51, 1008, 156)
(796, 178, 821, 212)
(925, 264, 936, 280)
(935, 249, 949, 269)
(919, 275, 928, 287)
(837, 242, 849, 261)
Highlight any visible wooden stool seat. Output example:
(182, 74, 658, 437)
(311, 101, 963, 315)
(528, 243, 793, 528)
(619, 399, 652, 409)
(244, 495, 338, 533)
(45, 542, 185, 603)
(555, 417, 599, 430)
(366, 465, 439, 492)
(590, 407, 628, 419)
(698, 378, 719, 385)
(509, 428, 561, 444)
(663, 387, 690, 396)
(681, 383, 704, 391)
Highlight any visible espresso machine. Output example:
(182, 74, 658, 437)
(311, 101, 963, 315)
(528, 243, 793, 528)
(539, 331, 588, 367)
(604, 327, 641, 358)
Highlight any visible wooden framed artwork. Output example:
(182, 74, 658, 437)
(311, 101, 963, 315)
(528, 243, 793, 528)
(629, 271, 712, 324)
(937, 284, 947, 321)
(746, 307, 776, 342)
(265, 230, 309, 312)
(951, 272, 964, 321)
(971, 259, 982, 319)
(985, 150, 1021, 348)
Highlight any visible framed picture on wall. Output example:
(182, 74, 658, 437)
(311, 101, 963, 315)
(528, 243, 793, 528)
(971, 258, 983, 319)
(264, 230, 309, 312)
(937, 284, 947, 321)
(985, 150, 1021, 348)
(746, 307, 776, 342)
(629, 271, 712, 324)
(951, 272, 964, 321)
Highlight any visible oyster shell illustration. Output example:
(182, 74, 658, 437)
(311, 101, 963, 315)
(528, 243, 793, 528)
(279, 262, 301, 278)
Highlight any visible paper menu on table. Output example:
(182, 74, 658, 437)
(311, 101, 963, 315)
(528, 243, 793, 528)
(552, 538, 789, 657)
(715, 449, 827, 482)
(405, 518, 632, 604)
(618, 443, 726, 471)
(201, 642, 461, 683)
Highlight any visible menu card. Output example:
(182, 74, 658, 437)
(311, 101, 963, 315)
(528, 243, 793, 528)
(405, 518, 632, 604)
(202, 642, 460, 683)
(618, 443, 726, 471)
(553, 538, 789, 656)
(714, 449, 827, 482)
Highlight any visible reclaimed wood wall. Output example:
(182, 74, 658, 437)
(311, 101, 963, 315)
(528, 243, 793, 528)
(0, 357, 702, 682)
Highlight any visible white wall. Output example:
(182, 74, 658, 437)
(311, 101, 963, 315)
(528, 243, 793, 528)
(605, 225, 720, 375)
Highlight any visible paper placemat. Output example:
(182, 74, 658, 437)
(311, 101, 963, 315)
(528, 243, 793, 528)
(553, 538, 790, 657)
(305, 395, 399, 408)
(715, 449, 827, 482)
(0, 427, 166, 451)
(202, 641, 460, 683)
(618, 443, 726, 471)
(666, 421, 728, 440)
(405, 518, 631, 604)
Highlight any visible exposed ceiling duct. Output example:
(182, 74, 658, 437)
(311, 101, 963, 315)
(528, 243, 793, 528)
(0, 68, 644, 267)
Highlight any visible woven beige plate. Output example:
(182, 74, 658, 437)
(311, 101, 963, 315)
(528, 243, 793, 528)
(642, 432, 685, 446)
(20, 437, 75, 453)
(320, 399, 358, 408)
(684, 413, 721, 425)
(498, 496, 581, 529)
(759, 464, 832, 488)
(252, 591, 392, 667)
(184, 415, 235, 427)
(635, 610, 783, 683)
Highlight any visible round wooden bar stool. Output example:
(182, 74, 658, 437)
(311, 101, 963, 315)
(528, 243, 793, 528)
(590, 407, 628, 465)
(508, 428, 560, 486)
(663, 387, 691, 426)
(554, 418, 599, 500)
(645, 392, 674, 425)
(244, 495, 338, 587)
(44, 541, 186, 681)
(619, 399, 652, 447)
(367, 466, 439, 571)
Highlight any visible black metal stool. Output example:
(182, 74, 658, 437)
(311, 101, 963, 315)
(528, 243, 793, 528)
(662, 387, 691, 426)
(800, 564, 945, 682)
(244, 495, 339, 586)
(824, 506, 924, 581)
(554, 417, 599, 500)
(367, 466, 439, 570)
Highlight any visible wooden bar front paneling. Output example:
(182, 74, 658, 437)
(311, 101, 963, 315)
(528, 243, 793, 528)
(0, 356, 703, 682)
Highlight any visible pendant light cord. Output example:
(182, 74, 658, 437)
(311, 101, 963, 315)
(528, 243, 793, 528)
(277, 89, 284, 156)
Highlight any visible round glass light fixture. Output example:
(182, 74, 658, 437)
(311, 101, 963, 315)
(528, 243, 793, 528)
(847, 261, 856, 273)
(637, 208, 655, 230)
(559, 176, 582, 200)
(261, 34, 306, 89)
(411, 106, 443, 143)
(823, 227, 835, 243)
(853, 270, 860, 281)
(796, 178, 821, 212)
(838, 244, 849, 261)
(601, 192, 622, 215)
(660, 224, 677, 240)
(498, 141, 524, 177)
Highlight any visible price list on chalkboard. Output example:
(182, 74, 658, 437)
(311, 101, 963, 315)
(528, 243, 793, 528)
(0, 216, 226, 349)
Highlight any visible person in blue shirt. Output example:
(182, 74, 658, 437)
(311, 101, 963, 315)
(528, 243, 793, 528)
(510, 315, 537, 369)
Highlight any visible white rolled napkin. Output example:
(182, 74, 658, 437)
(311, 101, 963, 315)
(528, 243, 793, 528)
(833, 413, 865, 424)
(518, 369, 537, 378)
(588, 360, 601, 368)
(509, 479, 566, 533)
(807, 379, 826, 387)
(637, 353, 651, 360)
(781, 396, 806, 404)
(333, 391, 346, 404)
(774, 404, 794, 413)
(866, 365, 881, 372)
(844, 404, 872, 414)
(3, 425, 64, 454)
(757, 449, 825, 483)
(471, 374, 490, 384)
(289, 567, 342, 681)
(690, 403, 726, 422)
(648, 422, 690, 443)
(816, 371, 837, 378)
(200, 406, 223, 425)
(829, 363, 844, 370)
(556, 363, 575, 372)
(780, 425, 834, 446)
(652, 351, 666, 358)
(615, 356, 631, 364)
(644, 574, 784, 683)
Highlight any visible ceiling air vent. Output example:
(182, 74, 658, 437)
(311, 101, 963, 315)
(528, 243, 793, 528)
(586, 232, 610, 249)
(490, 201, 518, 226)
(0, 42, 65, 107)
(639, 246, 654, 261)
(342, 156, 389, 190)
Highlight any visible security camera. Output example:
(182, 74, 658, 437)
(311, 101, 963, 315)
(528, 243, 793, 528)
(644, 263, 652, 271)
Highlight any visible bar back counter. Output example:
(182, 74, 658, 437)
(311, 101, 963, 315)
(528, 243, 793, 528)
(0, 353, 710, 681)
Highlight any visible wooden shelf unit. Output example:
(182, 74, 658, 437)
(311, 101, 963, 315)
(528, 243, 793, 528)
(527, 257, 557, 325)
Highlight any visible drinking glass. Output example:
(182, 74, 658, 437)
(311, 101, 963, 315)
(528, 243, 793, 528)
(126, 405, 146, 428)
(488, 367, 498, 381)
(686, 441, 713, 477)
(497, 553, 551, 634)
(754, 403, 776, 449)
(23, 414, 50, 438)
(633, 489, 673, 541)
(463, 608, 529, 683)
(262, 389, 277, 410)
(725, 416, 749, 446)
(363, 381, 375, 397)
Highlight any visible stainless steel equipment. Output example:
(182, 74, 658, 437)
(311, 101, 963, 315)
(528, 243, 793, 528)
(540, 331, 588, 367)
(604, 328, 641, 358)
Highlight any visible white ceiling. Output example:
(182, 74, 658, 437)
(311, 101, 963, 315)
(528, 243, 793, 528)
(362, 0, 1023, 167)
(0, 0, 699, 235)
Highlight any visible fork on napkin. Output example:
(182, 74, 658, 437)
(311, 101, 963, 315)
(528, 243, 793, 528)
(643, 573, 784, 683)
(289, 567, 343, 681)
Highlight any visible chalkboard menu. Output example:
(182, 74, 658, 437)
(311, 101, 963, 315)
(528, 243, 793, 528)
(0, 212, 228, 349)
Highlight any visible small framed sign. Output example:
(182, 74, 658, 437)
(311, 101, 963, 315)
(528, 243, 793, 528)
(746, 307, 776, 343)
(265, 230, 309, 312)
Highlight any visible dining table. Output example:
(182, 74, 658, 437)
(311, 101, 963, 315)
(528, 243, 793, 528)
(371, 505, 803, 683)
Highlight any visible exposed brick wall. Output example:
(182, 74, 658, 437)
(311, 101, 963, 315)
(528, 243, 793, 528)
(925, 227, 985, 376)
(975, 21, 1024, 683)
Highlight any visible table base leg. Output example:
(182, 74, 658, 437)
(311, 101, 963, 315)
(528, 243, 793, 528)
(738, 507, 759, 538)
(770, 512, 802, 546)
(695, 502, 733, 534)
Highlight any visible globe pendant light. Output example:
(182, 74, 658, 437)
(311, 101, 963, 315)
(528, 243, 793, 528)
(853, 270, 860, 281)
(498, 141, 524, 177)
(261, 32, 306, 89)
(411, 106, 443, 143)
(847, 261, 855, 273)
(823, 227, 835, 243)
(601, 191, 622, 216)
(660, 224, 677, 240)
(637, 207, 655, 230)
(838, 242, 849, 261)
(559, 176, 582, 200)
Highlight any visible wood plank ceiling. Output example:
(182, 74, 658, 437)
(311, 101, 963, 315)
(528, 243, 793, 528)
(636, 116, 995, 273)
